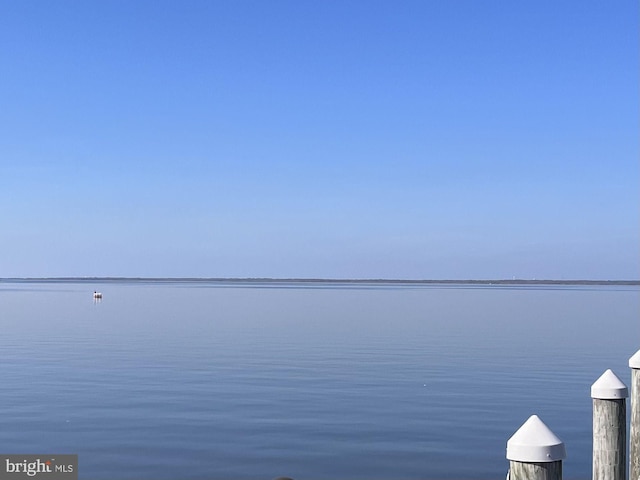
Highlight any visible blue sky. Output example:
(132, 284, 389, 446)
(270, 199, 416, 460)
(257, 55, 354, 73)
(0, 0, 637, 279)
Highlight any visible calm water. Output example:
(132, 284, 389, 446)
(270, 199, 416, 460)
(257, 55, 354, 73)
(0, 280, 638, 479)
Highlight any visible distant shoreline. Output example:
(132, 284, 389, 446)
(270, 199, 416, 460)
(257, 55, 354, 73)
(1, 277, 638, 286)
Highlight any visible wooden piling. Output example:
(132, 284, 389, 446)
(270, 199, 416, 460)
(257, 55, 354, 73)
(509, 461, 562, 480)
(591, 369, 628, 480)
(507, 415, 566, 480)
(629, 350, 640, 480)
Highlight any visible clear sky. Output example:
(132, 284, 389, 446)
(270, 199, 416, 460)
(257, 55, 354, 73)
(0, 0, 637, 279)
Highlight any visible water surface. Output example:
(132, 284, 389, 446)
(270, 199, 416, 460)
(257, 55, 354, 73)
(0, 280, 638, 479)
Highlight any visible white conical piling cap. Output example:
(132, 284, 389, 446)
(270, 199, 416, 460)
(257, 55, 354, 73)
(591, 369, 628, 399)
(629, 349, 640, 369)
(506, 415, 566, 462)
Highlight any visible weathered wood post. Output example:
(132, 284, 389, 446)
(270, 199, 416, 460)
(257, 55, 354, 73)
(507, 415, 566, 480)
(591, 369, 628, 480)
(629, 350, 640, 480)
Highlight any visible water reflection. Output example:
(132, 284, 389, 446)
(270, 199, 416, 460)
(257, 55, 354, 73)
(0, 281, 637, 480)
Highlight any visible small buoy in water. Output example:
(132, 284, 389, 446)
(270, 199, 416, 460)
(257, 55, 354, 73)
(93, 291, 103, 299)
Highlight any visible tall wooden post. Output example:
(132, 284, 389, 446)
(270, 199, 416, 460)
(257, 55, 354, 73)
(591, 369, 628, 480)
(507, 415, 566, 480)
(629, 350, 640, 480)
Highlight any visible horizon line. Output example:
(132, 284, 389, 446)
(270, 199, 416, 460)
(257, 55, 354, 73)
(1, 277, 639, 285)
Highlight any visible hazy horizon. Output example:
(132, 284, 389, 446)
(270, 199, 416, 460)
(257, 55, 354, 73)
(2, 276, 638, 284)
(1, 1, 638, 280)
